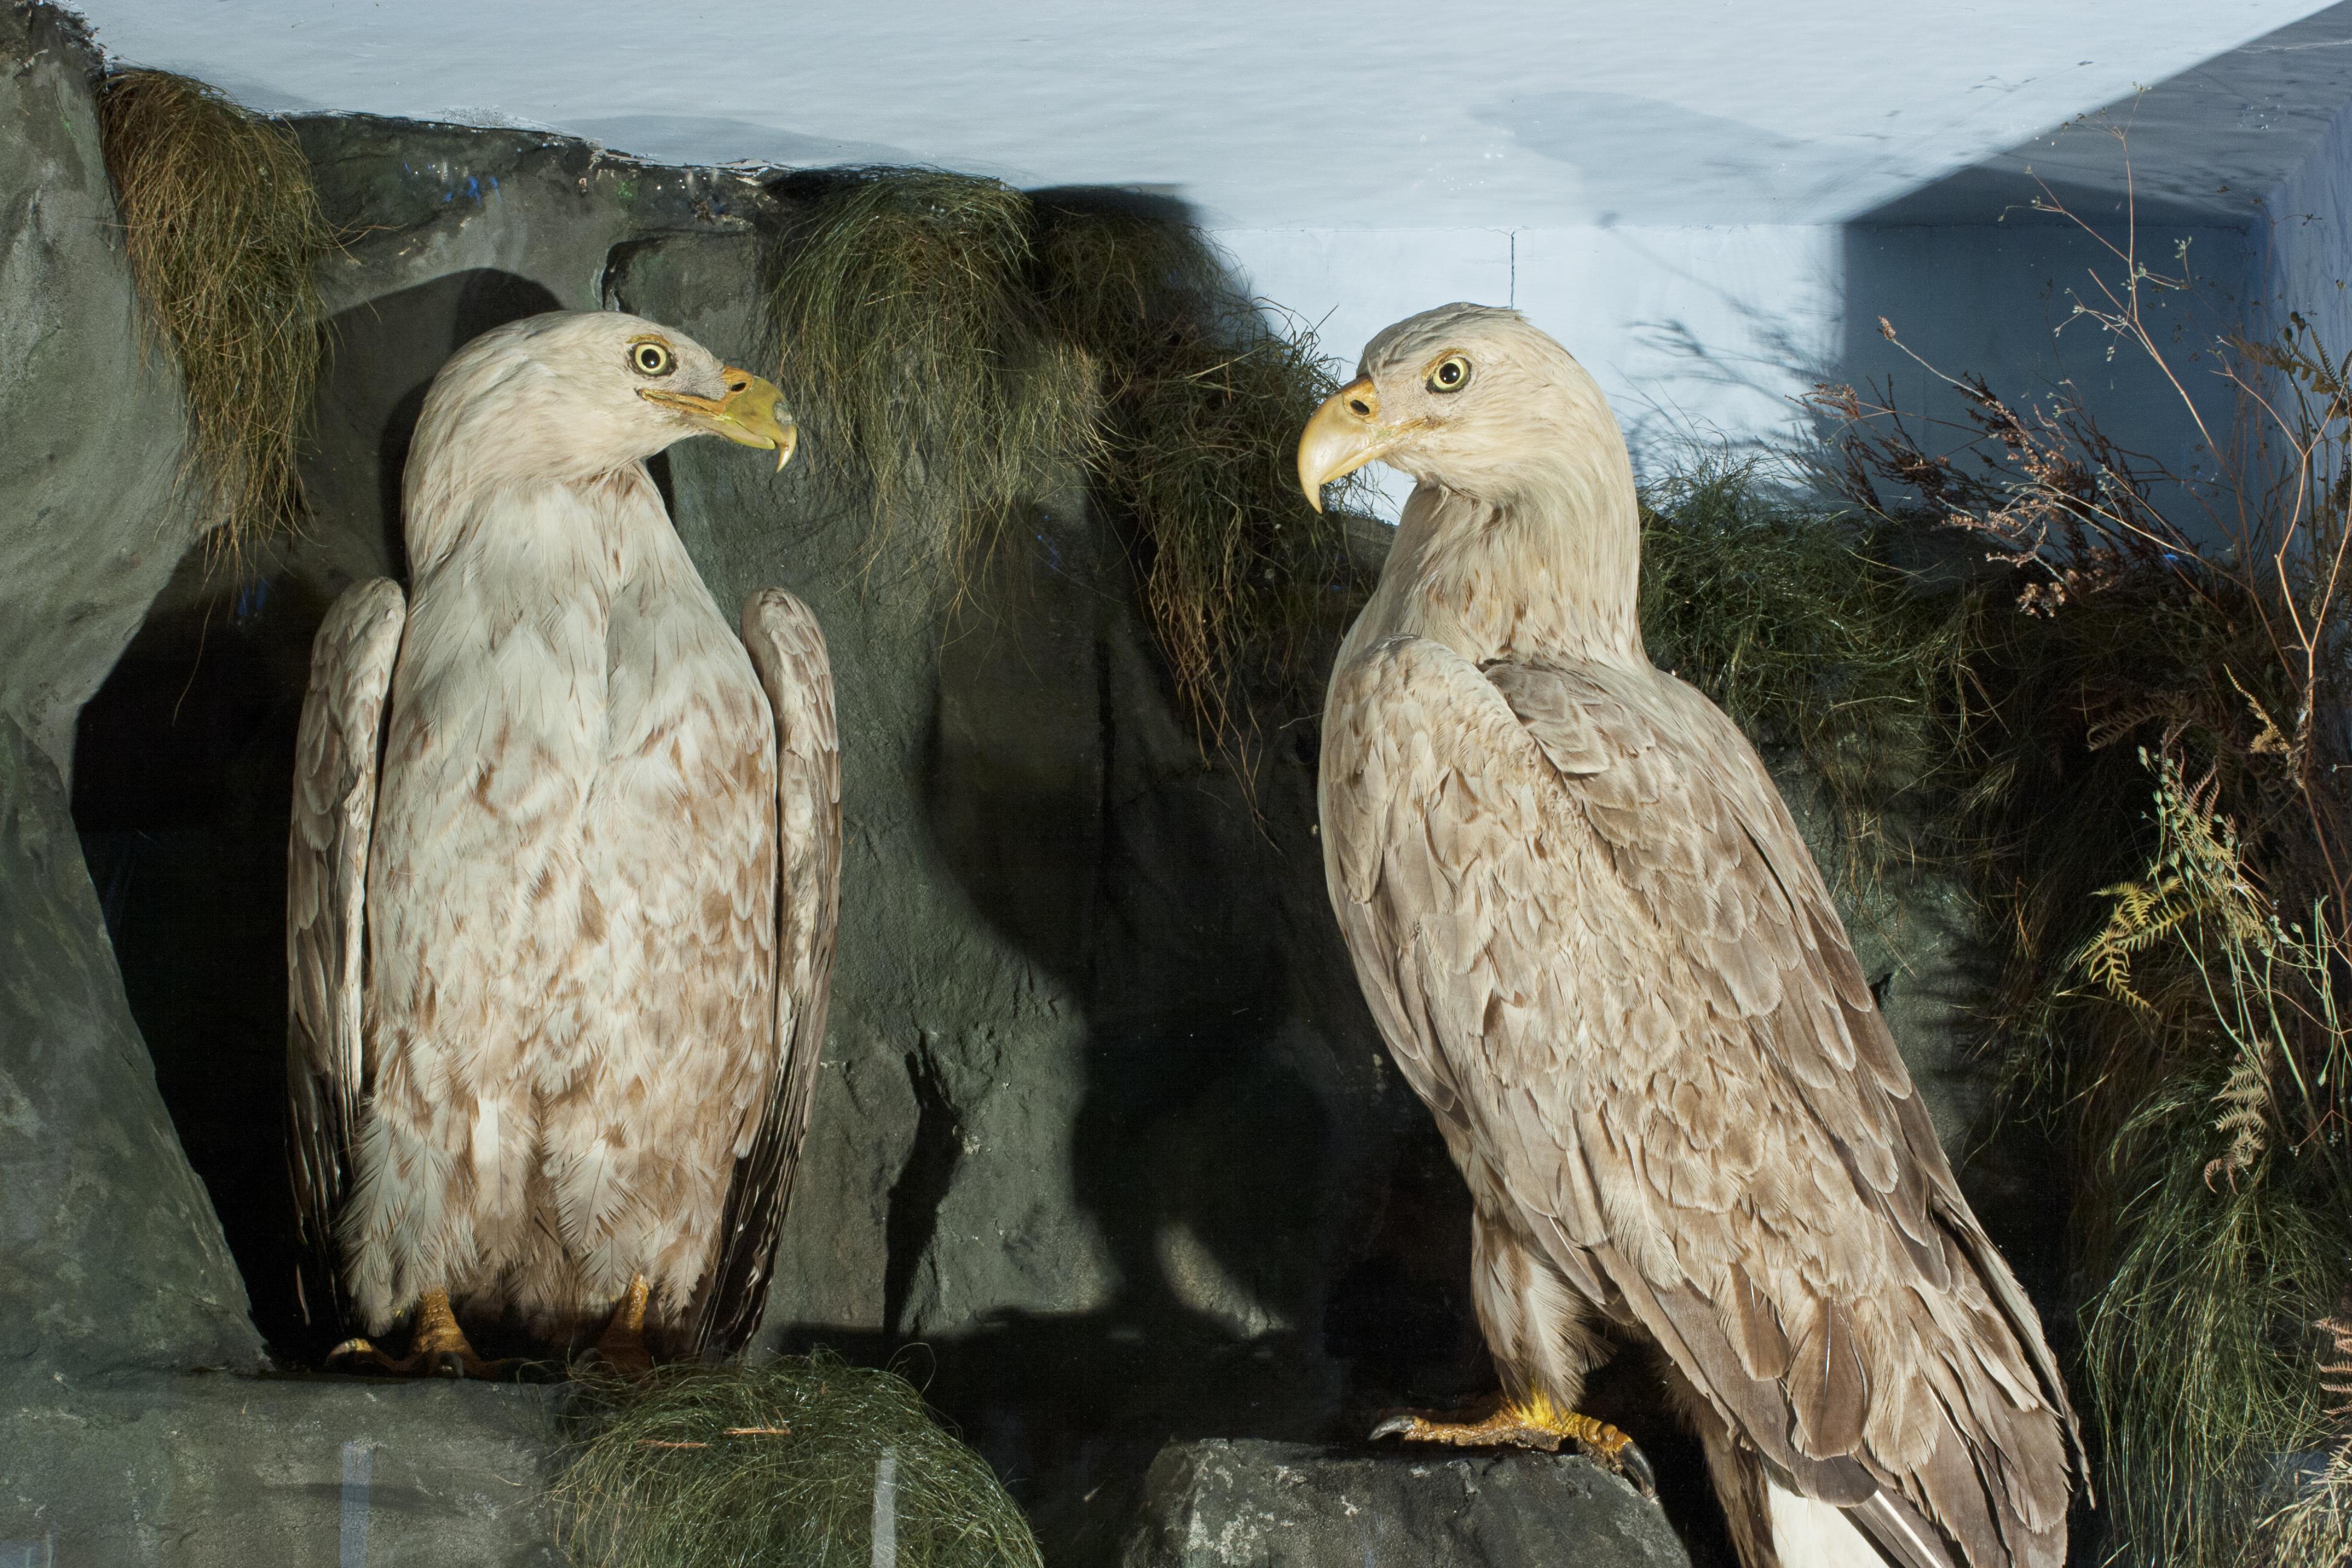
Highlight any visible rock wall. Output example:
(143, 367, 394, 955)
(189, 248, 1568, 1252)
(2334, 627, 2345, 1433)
(2, 1374, 561, 1566)
(0, 0, 258, 1380)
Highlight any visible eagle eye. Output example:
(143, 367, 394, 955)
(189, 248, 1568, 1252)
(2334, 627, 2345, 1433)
(1426, 354, 1472, 394)
(629, 339, 676, 377)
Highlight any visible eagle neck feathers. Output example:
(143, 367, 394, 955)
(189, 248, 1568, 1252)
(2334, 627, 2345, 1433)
(1345, 347, 1648, 674)
(1356, 437, 1646, 675)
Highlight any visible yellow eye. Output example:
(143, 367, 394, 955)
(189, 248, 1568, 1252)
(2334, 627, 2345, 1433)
(1426, 353, 1472, 394)
(630, 339, 675, 377)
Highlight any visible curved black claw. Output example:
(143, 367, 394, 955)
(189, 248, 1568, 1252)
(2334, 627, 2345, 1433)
(1614, 1437, 1659, 1504)
(1369, 1413, 1417, 1442)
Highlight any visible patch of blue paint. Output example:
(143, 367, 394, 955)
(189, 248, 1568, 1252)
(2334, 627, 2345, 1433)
(339, 1440, 373, 1568)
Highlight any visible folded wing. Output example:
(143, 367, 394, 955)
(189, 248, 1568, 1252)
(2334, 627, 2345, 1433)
(689, 587, 843, 1356)
(285, 578, 408, 1321)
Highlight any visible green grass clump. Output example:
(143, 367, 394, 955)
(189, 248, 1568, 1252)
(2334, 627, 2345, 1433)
(2088, 1108, 2343, 1566)
(96, 68, 328, 549)
(1637, 462, 1980, 906)
(769, 171, 1365, 753)
(2066, 761, 2352, 1567)
(559, 1353, 1042, 1568)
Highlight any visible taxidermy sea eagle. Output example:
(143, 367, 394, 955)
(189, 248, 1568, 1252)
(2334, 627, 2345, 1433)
(1299, 304, 2085, 1568)
(287, 310, 840, 1372)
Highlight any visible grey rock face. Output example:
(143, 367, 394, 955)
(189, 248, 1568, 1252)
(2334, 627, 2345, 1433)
(0, 3, 261, 1377)
(0, 720, 261, 1376)
(0, 1368, 561, 1566)
(1122, 1440, 1693, 1568)
(0, 4, 209, 773)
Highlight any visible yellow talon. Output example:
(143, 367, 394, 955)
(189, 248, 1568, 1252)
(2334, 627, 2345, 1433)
(1371, 1390, 1656, 1499)
(327, 1288, 514, 1378)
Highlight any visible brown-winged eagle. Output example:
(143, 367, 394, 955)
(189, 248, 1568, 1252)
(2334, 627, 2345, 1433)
(286, 310, 840, 1373)
(1299, 304, 2084, 1568)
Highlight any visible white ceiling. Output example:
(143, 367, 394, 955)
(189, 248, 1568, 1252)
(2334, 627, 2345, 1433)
(66, 0, 2347, 230)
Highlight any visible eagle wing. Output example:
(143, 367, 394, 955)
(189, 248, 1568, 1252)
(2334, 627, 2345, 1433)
(286, 578, 408, 1321)
(689, 587, 843, 1356)
(1321, 632, 2082, 1568)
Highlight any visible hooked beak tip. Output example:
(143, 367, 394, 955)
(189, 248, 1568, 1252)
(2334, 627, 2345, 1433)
(1296, 376, 1390, 510)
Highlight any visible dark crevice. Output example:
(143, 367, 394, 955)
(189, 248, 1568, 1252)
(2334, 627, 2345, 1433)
(881, 1042, 965, 1342)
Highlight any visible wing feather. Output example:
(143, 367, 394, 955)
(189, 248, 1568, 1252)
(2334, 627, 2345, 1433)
(1321, 633, 2082, 1568)
(689, 587, 843, 1356)
(285, 578, 407, 1320)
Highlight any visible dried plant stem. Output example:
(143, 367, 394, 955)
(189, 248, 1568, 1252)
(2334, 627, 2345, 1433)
(1809, 123, 2352, 1568)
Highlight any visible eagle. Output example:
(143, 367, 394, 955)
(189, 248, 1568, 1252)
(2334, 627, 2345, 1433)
(286, 310, 841, 1373)
(1298, 304, 2085, 1568)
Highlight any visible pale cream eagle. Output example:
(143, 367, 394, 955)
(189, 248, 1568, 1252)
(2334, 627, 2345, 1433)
(1299, 304, 2085, 1568)
(286, 310, 840, 1368)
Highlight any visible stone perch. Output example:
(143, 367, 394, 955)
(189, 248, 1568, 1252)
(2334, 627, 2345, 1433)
(1122, 1439, 1693, 1568)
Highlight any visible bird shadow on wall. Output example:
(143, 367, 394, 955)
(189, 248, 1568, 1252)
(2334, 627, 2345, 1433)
(70, 267, 566, 1363)
(881, 519, 1397, 1560)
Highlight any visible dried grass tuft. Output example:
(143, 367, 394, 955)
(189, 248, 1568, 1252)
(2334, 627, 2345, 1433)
(768, 169, 1094, 591)
(768, 170, 1367, 754)
(97, 68, 329, 550)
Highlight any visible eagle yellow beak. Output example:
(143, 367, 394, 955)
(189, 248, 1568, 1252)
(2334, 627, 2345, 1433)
(1297, 376, 1409, 513)
(641, 367, 799, 471)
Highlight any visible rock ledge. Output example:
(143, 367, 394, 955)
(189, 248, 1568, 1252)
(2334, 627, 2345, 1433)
(1122, 1437, 1692, 1567)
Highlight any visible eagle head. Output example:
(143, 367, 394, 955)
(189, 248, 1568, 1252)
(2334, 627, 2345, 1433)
(408, 310, 798, 491)
(1295, 302, 1619, 511)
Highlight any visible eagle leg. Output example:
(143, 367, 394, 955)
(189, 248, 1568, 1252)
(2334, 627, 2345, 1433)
(1372, 1392, 1657, 1500)
(327, 1289, 517, 1378)
(586, 1275, 655, 1378)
